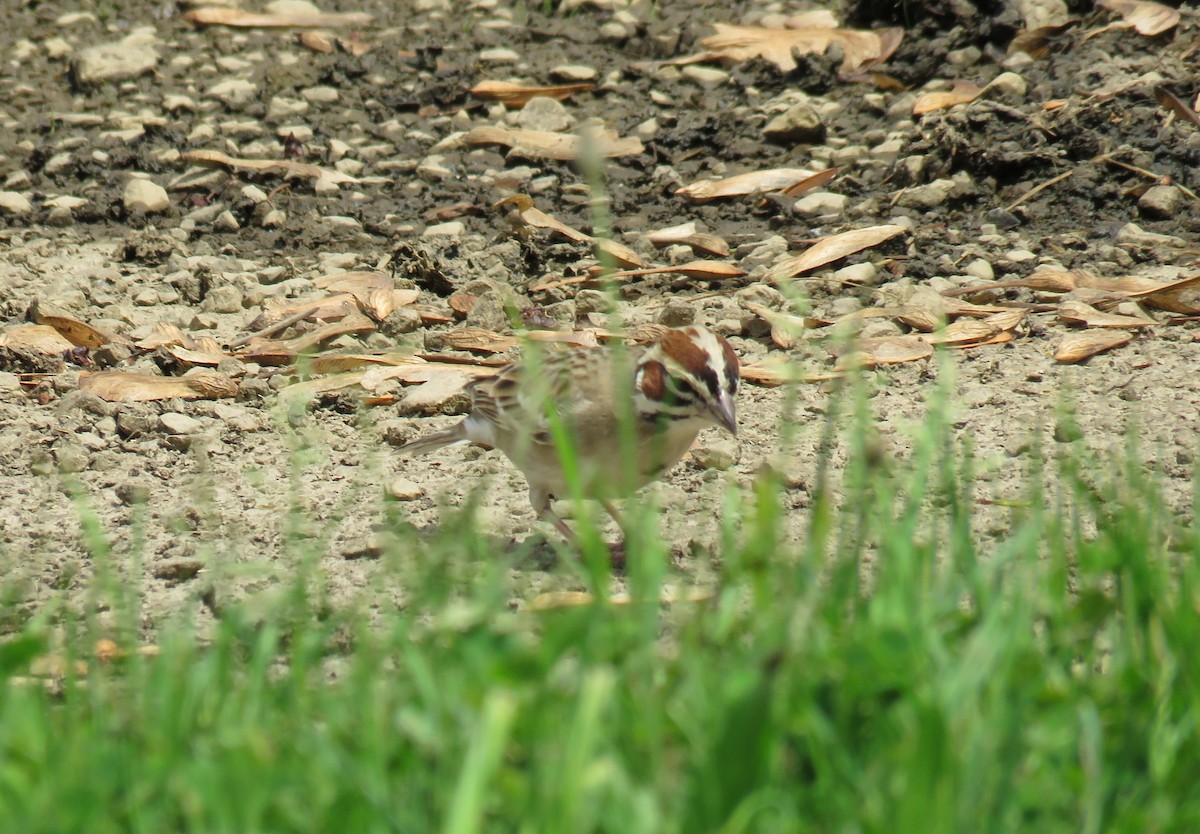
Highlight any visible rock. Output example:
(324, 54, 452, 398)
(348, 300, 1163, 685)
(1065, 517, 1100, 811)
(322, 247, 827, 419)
(241, 185, 268, 203)
(261, 209, 286, 228)
(986, 71, 1027, 99)
(207, 78, 258, 108)
(159, 413, 203, 435)
(163, 94, 196, 112)
(1004, 249, 1037, 263)
(44, 36, 72, 58)
(422, 220, 465, 238)
(657, 298, 696, 327)
(48, 199, 73, 222)
(123, 178, 170, 214)
(734, 283, 785, 310)
(869, 139, 906, 162)
(739, 235, 789, 268)
(516, 96, 574, 132)
(895, 179, 954, 209)
(300, 85, 339, 103)
(635, 118, 659, 140)
(72, 27, 159, 84)
(42, 152, 73, 176)
(682, 66, 728, 88)
(267, 0, 323, 13)
(550, 64, 597, 81)
(203, 285, 244, 313)
(1138, 185, 1183, 219)
(266, 96, 308, 121)
(1014, 0, 1070, 29)
(398, 373, 471, 415)
(44, 195, 88, 211)
(946, 46, 982, 67)
(416, 155, 454, 181)
(984, 207, 1021, 230)
(832, 262, 878, 285)
(1116, 222, 1185, 248)
(213, 210, 240, 232)
(964, 258, 994, 281)
(0, 191, 32, 215)
(479, 47, 519, 63)
(792, 191, 848, 217)
(763, 103, 825, 144)
(690, 438, 738, 470)
(53, 445, 90, 473)
(574, 289, 612, 316)
(388, 477, 426, 501)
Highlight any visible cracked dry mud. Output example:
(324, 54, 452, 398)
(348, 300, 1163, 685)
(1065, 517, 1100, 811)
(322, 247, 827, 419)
(2, 0, 1199, 636)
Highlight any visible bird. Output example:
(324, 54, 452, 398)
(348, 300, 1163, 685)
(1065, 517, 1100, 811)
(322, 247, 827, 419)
(396, 325, 740, 544)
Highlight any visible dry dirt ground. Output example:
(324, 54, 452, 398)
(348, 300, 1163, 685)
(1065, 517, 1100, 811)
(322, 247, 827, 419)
(1, 0, 1199, 636)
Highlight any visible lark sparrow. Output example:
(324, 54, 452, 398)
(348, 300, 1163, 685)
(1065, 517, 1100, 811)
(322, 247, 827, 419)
(397, 325, 740, 542)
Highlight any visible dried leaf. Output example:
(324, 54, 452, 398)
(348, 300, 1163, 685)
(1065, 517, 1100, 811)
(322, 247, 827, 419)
(594, 238, 645, 270)
(948, 330, 1015, 350)
(426, 328, 518, 354)
(686, 22, 902, 73)
(779, 167, 838, 197)
(895, 306, 943, 332)
(449, 293, 478, 316)
(0, 325, 75, 354)
(250, 295, 358, 331)
(33, 311, 125, 349)
(314, 271, 419, 319)
(1024, 269, 1083, 292)
(337, 32, 373, 57)
(1055, 330, 1133, 363)
(1007, 22, 1079, 57)
(496, 195, 644, 268)
(167, 337, 229, 367)
(239, 313, 376, 365)
(604, 260, 747, 281)
(676, 168, 826, 201)
(183, 7, 374, 28)
(463, 126, 643, 160)
(925, 309, 1025, 345)
(469, 81, 595, 106)
(1057, 300, 1153, 328)
(767, 224, 906, 282)
(180, 149, 358, 189)
(743, 302, 808, 350)
(1130, 273, 1200, 315)
(501, 199, 592, 243)
(1097, 0, 1180, 35)
(644, 222, 732, 257)
(1154, 85, 1200, 127)
(306, 352, 418, 374)
(833, 335, 933, 369)
(912, 81, 983, 115)
(739, 361, 801, 386)
(79, 370, 237, 402)
(135, 322, 190, 350)
(525, 330, 602, 348)
(298, 30, 335, 53)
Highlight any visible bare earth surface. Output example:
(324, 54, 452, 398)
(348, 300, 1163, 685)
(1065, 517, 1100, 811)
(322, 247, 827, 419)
(1, 0, 1199, 635)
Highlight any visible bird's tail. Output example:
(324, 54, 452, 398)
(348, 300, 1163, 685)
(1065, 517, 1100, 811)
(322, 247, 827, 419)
(396, 423, 470, 456)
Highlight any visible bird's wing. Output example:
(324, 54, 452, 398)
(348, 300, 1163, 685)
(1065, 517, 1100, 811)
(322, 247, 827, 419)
(467, 345, 629, 445)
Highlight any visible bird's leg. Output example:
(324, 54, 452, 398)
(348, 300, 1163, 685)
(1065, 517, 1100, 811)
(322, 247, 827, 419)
(530, 487, 578, 544)
(600, 499, 628, 570)
(600, 499, 624, 531)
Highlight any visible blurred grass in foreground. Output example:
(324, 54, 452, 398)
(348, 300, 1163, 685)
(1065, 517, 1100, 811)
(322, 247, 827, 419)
(2, 383, 1200, 834)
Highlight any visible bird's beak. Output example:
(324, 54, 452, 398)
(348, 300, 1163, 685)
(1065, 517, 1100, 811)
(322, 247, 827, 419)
(710, 393, 738, 436)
